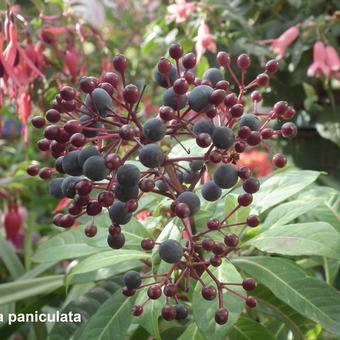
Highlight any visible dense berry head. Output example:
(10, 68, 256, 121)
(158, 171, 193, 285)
(281, 122, 297, 138)
(238, 193, 253, 206)
(162, 305, 177, 321)
(169, 42, 183, 60)
(62, 151, 83, 176)
(246, 296, 257, 308)
(243, 177, 260, 194)
(224, 233, 239, 247)
(237, 54, 251, 69)
(175, 304, 189, 320)
(163, 87, 186, 110)
(215, 308, 229, 325)
(123, 271, 141, 290)
(212, 126, 234, 149)
(202, 285, 217, 300)
(247, 214, 260, 227)
(201, 181, 222, 202)
(147, 285, 162, 299)
(132, 305, 143, 316)
(210, 255, 222, 267)
(27, 165, 40, 176)
(217, 51, 231, 67)
(143, 118, 166, 142)
(48, 178, 65, 199)
(98, 191, 114, 207)
(173, 78, 189, 95)
(274, 101, 288, 115)
(141, 239, 154, 250)
(109, 201, 132, 225)
(139, 144, 165, 168)
(207, 218, 220, 230)
(84, 223, 97, 237)
(202, 238, 215, 251)
(203, 68, 224, 87)
(122, 287, 135, 297)
(188, 85, 213, 113)
(164, 284, 177, 297)
(123, 84, 139, 104)
(272, 153, 287, 168)
(83, 156, 109, 181)
(265, 59, 279, 74)
(86, 200, 102, 216)
(176, 191, 201, 215)
(242, 278, 257, 291)
(116, 164, 140, 187)
(212, 242, 226, 255)
(32, 116, 46, 128)
(113, 54, 128, 73)
(214, 164, 238, 189)
(182, 52, 196, 69)
(239, 114, 261, 131)
(159, 239, 183, 263)
(105, 153, 121, 170)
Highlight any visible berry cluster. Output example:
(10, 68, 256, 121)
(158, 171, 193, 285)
(27, 43, 297, 324)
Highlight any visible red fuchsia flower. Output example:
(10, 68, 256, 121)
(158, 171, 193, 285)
(1, 202, 22, 245)
(325, 45, 340, 77)
(136, 210, 152, 221)
(18, 92, 32, 144)
(307, 41, 330, 78)
(63, 47, 81, 81)
(239, 150, 273, 177)
(166, 0, 196, 24)
(195, 21, 216, 63)
(53, 198, 71, 213)
(270, 26, 299, 59)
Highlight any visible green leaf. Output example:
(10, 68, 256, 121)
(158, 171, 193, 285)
(248, 222, 340, 260)
(70, 260, 142, 285)
(229, 316, 276, 340)
(252, 169, 321, 213)
(192, 259, 244, 340)
(254, 285, 313, 340)
(0, 233, 25, 279)
(169, 138, 209, 158)
(49, 280, 119, 340)
(0, 275, 63, 304)
(135, 279, 166, 340)
(262, 199, 322, 230)
(298, 186, 340, 232)
(177, 323, 204, 340)
(76, 290, 134, 340)
(223, 194, 250, 225)
(66, 250, 150, 286)
(19, 262, 58, 280)
(233, 257, 340, 335)
(32, 227, 103, 263)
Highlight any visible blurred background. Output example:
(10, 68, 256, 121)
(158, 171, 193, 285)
(0, 0, 339, 337)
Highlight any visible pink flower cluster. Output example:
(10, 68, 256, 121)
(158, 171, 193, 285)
(307, 41, 340, 79)
(166, 0, 196, 23)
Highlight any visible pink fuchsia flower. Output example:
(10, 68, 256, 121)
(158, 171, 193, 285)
(239, 150, 273, 177)
(195, 21, 216, 63)
(270, 26, 299, 59)
(307, 41, 329, 78)
(166, 0, 196, 24)
(325, 45, 340, 73)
